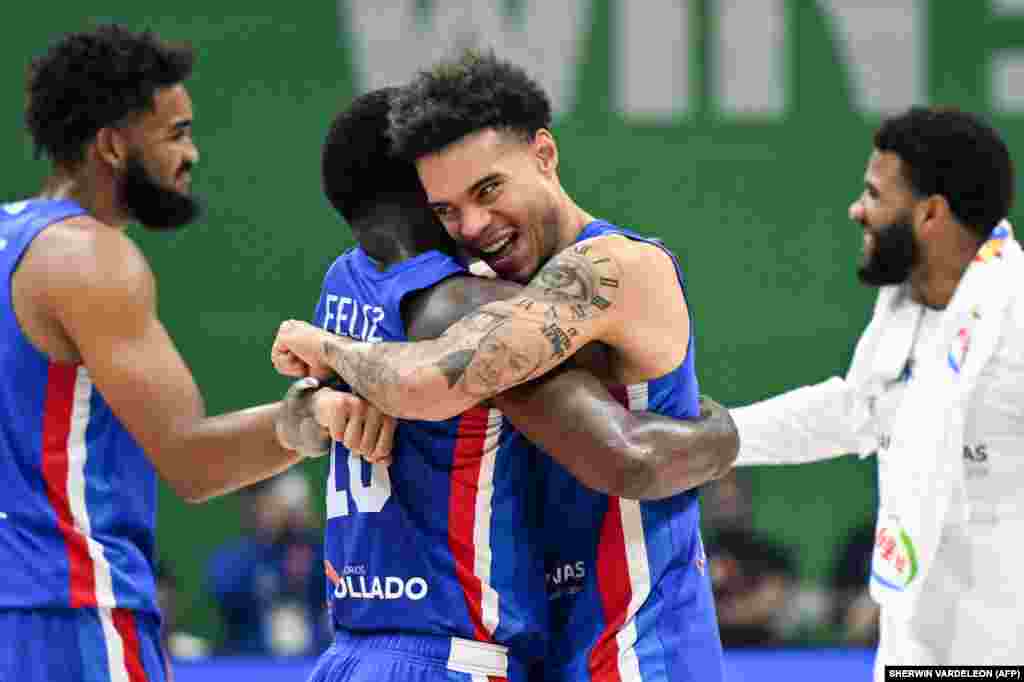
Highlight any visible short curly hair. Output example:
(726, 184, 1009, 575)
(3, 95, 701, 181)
(26, 24, 194, 164)
(322, 87, 426, 226)
(389, 49, 552, 161)
(875, 107, 1014, 240)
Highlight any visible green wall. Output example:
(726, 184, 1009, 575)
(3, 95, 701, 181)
(2, 1, 1021, 641)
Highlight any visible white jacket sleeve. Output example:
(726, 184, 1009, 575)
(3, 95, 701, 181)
(733, 376, 869, 466)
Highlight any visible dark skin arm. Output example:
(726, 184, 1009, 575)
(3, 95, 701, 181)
(401, 274, 738, 500)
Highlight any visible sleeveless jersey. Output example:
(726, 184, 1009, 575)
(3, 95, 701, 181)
(541, 221, 724, 682)
(313, 247, 549, 662)
(0, 199, 160, 615)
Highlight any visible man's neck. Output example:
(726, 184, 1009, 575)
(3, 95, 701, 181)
(553, 193, 597, 254)
(38, 167, 127, 229)
(910, 231, 984, 309)
(356, 226, 453, 271)
(358, 234, 418, 271)
(355, 202, 457, 270)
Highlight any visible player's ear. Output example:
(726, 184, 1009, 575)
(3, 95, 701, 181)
(916, 193, 950, 238)
(94, 127, 129, 172)
(533, 129, 558, 176)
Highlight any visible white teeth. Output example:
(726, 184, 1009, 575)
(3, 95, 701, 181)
(481, 236, 511, 254)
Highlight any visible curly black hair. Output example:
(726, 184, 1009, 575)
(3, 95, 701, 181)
(389, 49, 552, 161)
(322, 87, 455, 260)
(322, 87, 427, 226)
(26, 24, 194, 164)
(875, 107, 1015, 240)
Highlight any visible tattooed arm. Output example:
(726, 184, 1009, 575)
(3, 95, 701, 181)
(398, 274, 737, 498)
(273, 235, 661, 421)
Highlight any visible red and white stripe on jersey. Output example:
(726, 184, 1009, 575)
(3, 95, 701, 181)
(590, 382, 654, 682)
(448, 407, 504, 643)
(107, 608, 150, 682)
(41, 364, 145, 680)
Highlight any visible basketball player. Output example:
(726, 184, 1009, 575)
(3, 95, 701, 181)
(0, 25, 358, 682)
(274, 51, 728, 681)
(279, 87, 738, 682)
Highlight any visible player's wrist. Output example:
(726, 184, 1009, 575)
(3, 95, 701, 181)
(277, 377, 332, 458)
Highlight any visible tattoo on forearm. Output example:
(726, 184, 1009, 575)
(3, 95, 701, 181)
(322, 338, 400, 407)
(541, 323, 576, 358)
(436, 349, 476, 388)
(314, 240, 626, 412)
(443, 241, 621, 398)
(458, 322, 546, 396)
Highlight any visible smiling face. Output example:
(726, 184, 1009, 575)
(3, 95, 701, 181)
(113, 83, 201, 230)
(848, 149, 922, 286)
(417, 128, 564, 284)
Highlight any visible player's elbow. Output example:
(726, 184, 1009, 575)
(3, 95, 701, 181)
(181, 489, 214, 505)
(160, 458, 229, 503)
(709, 428, 740, 480)
(597, 443, 660, 500)
(167, 474, 224, 504)
(610, 429, 740, 501)
(169, 479, 210, 504)
(144, 443, 214, 503)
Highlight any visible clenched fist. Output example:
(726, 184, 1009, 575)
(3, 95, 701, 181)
(271, 319, 336, 380)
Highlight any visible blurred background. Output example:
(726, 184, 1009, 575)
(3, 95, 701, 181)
(3, 1, 1021, 679)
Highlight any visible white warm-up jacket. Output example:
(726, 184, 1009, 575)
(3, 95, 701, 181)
(733, 228, 1024, 669)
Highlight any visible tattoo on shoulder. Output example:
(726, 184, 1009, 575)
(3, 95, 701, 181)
(522, 243, 622, 322)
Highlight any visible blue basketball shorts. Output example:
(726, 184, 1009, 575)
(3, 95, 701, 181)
(0, 607, 165, 682)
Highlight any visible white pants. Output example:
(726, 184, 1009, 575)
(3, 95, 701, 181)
(873, 518, 1024, 680)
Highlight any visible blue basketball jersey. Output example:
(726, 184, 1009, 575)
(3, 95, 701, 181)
(313, 247, 549, 663)
(541, 221, 724, 682)
(0, 199, 160, 615)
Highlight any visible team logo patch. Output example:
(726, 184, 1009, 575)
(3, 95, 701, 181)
(870, 524, 919, 591)
(973, 224, 1008, 263)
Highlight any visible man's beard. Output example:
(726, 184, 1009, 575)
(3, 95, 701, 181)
(119, 155, 201, 231)
(856, 218, 920, 287)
